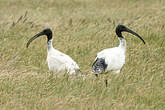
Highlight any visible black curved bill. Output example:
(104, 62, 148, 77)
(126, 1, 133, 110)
(125, 28, 145, 44)
(26, 31, 44, 48)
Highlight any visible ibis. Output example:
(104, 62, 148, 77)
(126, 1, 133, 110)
(26, 28, 81, 75)
(92, 24, 145, 76)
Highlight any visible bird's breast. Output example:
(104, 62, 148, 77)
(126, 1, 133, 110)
(97, 47, 126, 71)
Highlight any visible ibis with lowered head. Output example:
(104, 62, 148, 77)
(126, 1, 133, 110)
(92, 24, 145, 76)
(26, 28, 81, 75)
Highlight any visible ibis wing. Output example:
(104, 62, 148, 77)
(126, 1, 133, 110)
(48, 50, 80, 70)
(92, 57, 107, 73)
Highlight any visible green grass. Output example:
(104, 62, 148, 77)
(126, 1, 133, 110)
(0, 0, 165, 109)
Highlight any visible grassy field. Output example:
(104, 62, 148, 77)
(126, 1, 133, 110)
(0, 0, 165, 109)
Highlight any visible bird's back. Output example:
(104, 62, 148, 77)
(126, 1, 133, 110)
(97, 47, 125, 72)
(47, 48, 80, 75)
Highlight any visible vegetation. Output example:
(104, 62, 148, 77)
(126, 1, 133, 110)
(0, 0, 165, 109)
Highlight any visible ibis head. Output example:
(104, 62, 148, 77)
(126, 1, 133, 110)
(26, 28, 52, 48)
(115, 24, 145, 44)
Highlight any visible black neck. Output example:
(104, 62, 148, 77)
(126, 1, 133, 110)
(47, 34, 52, 42)
(116, 29, 124, 38)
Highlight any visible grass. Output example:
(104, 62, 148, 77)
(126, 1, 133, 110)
(0, 0, 165, 109)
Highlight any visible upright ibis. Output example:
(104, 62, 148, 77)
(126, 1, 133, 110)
(92, 24, 145, 76)
(26, 28, 81, 75)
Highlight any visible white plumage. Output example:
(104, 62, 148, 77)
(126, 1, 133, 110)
(92, 24, 145, 75)
(27, 28, 80, 75)
(96, 43, 125, 73)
